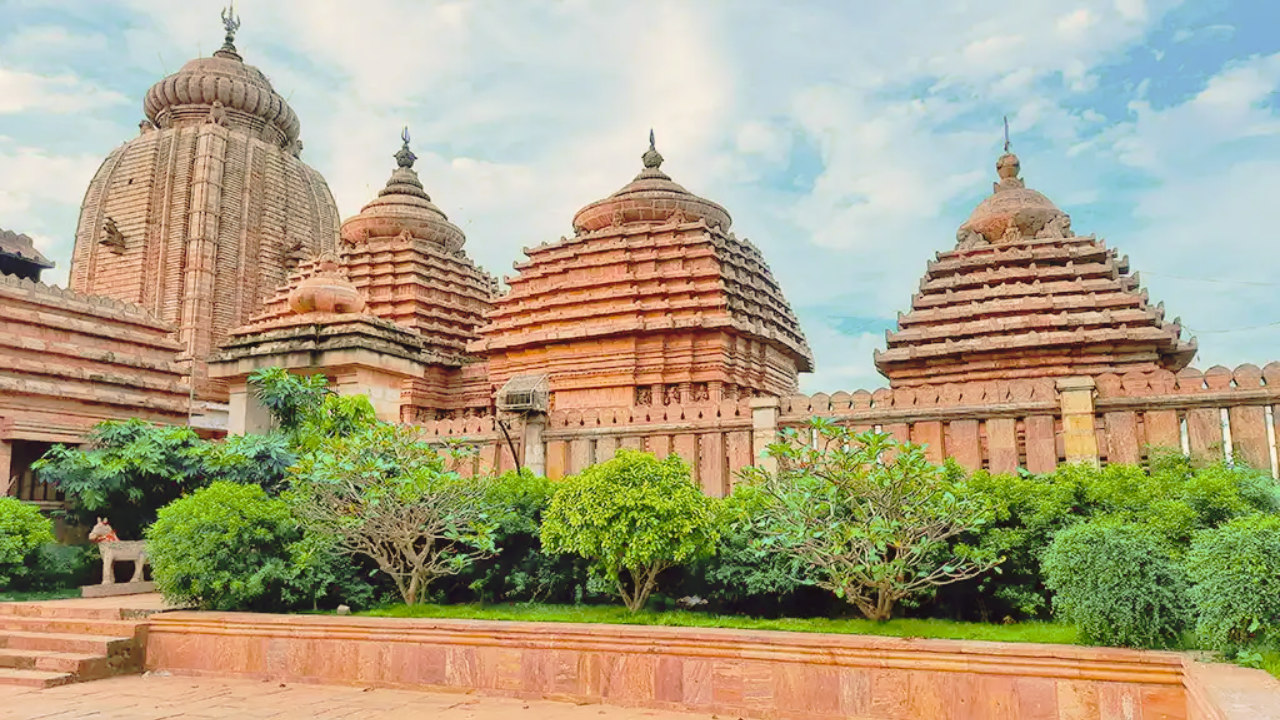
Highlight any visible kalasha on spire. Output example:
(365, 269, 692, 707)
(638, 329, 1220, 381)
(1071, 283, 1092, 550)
(875, 125, 1197, 387)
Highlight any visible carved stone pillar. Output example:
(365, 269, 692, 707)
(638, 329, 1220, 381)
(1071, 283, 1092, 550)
(750, 396, 781, 474)
(1057, 376, 1100, 467)
(522, 413, 548, 477)
(0, 439, 12, 497)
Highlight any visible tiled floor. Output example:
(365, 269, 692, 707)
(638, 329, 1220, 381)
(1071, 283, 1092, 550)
(0, 673, 717, 719)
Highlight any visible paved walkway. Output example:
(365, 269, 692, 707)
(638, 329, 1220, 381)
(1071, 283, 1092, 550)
(0, 673, 716, 719)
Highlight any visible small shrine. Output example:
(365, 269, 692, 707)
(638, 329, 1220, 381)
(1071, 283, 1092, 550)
(875, 137, 1196, 388)
(471, 132, 813, 409)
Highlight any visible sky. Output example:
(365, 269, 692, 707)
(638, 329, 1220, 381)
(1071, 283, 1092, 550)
(2, 0, 1279, 393)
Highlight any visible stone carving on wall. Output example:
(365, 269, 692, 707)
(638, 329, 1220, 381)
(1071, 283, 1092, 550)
(287, 138, 304, 158)
(664, 385, 681, 406)
(956, 226, 987, 249)
(100, 217, 126, 253)
(635, 386, 652, 406)
(691, 383, 709, 402)
(283, 240, 307, 271)
(999, 218, 1022, 243)
(138, 119, 155, 135)
(667, 208, 688, 225)
(1035, 213, 1074, 239)
(611, 208, 625, 227)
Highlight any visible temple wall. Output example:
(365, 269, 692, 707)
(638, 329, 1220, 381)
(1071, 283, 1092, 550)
(411, 363, 1280, 489)
(0, 273, 189, 499)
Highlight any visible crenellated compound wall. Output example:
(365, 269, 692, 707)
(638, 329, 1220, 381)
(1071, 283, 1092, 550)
(411, 364, 1280, 488)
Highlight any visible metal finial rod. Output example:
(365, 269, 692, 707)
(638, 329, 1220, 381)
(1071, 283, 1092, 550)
(401, 126, 411, 147)
(220, 2, 241, 48)
(1003, 115, 1011, 154)
(649, 128, 656, 152)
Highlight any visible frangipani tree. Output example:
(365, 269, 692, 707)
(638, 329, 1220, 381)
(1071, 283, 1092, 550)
(742, 418, 1001, 621)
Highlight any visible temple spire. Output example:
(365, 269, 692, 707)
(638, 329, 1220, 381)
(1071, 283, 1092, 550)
(395, 126, 417, 169)
(641, 128, 663, 170)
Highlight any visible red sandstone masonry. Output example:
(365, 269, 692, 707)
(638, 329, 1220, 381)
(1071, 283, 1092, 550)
(146, 612, 1191, 720)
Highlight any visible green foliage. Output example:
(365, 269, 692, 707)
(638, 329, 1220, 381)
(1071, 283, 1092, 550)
(20, 543, 98, 591)
(450, 469, 591, 604)
(201, 433, 297, 495)
(0, 497, 55, 588)
(1042, 521, 1189, 648)
(541, 450, 719, 612)
(249, 367, 377, 451)
(1187, 514, 1280, 651)
(147, 482, 298, 610)
(364, 602, 1079, 646)
(742, 419, 1000, 621)
(949, 456, 1279, 621)
(679, 483, 820, 615)
(34, 419, 206, 537)
(146, 481, 367, 611)
(286, 424, 498, 605)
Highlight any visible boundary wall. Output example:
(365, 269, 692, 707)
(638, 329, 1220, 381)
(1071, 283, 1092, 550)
(411, 364, 1280, 490)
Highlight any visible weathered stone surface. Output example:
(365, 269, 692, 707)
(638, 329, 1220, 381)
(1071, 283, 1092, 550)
(69, 25, 339, 403)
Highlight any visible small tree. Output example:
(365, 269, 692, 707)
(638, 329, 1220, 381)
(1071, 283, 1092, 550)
(34, 419, 206, 537)
(742, 419, 1000, 621)
(541, 450, 719, 612)
(286, 424, 497, 605)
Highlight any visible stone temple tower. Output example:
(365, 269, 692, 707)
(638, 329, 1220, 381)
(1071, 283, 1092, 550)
(68, 9, 339, 402)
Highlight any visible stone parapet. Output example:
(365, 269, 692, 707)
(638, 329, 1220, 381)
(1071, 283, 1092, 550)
(143, 611, 1229, 720)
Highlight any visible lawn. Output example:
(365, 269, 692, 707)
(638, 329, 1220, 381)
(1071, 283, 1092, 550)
(361, 603, 1081, 646)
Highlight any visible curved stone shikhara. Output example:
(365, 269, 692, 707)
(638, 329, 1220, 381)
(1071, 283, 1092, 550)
(69, 38, 339, 403)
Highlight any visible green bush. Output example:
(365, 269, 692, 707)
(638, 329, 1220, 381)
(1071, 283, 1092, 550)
(1187, 514, 1280, 651)
(147, 481, 367, 611)
(677, 483, 822, 616)
(449, 470, 591, 604)
(541, 450, 719, 612)
(946, 457, 1279, 622)
(1042, 521, 1189, 648)
(0, 497, 55, 588)
(21, 543, 98, 591)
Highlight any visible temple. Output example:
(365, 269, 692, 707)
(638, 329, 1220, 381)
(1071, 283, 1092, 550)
(874, 146, 1196, 387)
(12, 10, 1280, 503)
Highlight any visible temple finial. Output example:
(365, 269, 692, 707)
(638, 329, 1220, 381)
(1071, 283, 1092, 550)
(1002, 115, 1011, 154)
(641, 128, 663, 170)
(394, 126, 417, 169)
(220, 3, 241, 54)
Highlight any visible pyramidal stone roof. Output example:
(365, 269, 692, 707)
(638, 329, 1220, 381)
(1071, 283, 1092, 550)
(874, 148, 1197, 388)
(0, 228, 54, 269)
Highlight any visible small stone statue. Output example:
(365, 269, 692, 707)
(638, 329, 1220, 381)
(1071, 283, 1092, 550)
(955, 226, 987, 249)
(88, 518, 149, 586)
(1035, 213, 1074, 239)
(206, 100, 227, 127)
(100, 217, 126, 253)
(138, 119, 155, 135)
(635, 387, 652, 406)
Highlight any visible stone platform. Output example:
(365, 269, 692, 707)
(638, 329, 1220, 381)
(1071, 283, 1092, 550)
(80, 581, 157, 598)
(145, 612, 1217, 720)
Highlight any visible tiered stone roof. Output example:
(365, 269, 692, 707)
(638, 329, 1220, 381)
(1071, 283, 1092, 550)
(875, 149, 1197, 387)
(473, 134, 812, 408)
(0, 228, 54, 282)
(339, 131, 497, 365)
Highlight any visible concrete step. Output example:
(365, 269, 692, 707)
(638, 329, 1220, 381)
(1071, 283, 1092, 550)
(0, 603, 126, 621)
(0, 667, 75, 688)
(0, 616, 142, 637)
(0, 647, 110, 676)
(0, 630, 133, 656)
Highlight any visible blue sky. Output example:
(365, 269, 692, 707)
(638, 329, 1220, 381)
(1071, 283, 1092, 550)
(2, 0, 1279, 391)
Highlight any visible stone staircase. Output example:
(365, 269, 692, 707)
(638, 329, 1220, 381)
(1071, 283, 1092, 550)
(0, 600, 156, 688)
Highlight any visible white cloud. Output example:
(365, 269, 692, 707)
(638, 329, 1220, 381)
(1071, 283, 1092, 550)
(0, 68, 127, 114)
